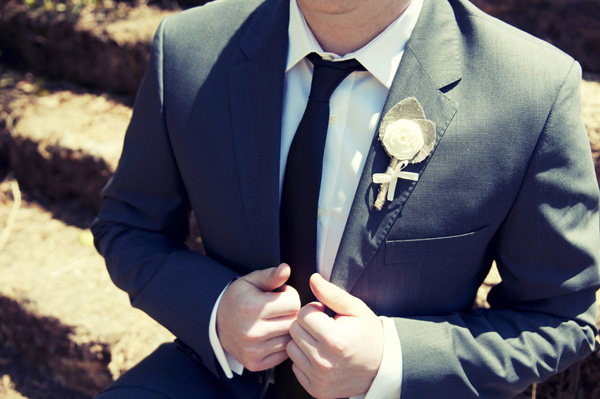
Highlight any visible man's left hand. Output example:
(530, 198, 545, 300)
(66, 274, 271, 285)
(286, 273, 384, 399)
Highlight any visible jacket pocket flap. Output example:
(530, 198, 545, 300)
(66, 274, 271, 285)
(385, 226, 490, 264)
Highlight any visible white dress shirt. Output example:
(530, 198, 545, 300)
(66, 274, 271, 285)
(209, 0, 423, 397)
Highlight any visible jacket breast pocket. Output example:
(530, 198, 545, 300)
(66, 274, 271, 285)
(384, 226, 491, 264)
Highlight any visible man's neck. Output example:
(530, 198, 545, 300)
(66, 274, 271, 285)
(297, 0, 412, 55)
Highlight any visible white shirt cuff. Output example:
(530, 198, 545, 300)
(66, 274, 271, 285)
(208, 283, 244, 378)
(350, 316, 403, 399)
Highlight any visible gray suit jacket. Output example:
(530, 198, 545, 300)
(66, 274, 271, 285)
(92, 0, 600, 397)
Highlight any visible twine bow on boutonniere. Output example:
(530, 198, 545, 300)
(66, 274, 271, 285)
(373, 97, 436, 210)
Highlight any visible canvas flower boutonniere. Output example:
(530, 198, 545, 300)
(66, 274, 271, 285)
(373, 97, 436, 210)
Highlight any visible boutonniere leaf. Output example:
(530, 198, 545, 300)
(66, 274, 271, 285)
(373, 97, 436, 210)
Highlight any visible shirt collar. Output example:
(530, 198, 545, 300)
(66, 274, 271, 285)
(286, 0, 423, 89)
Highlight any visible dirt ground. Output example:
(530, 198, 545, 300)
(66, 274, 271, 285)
(0, 181, 97, 399)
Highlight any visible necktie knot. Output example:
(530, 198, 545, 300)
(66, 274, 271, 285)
(306, 52, 366, 102)
(307, 52, 365, 71)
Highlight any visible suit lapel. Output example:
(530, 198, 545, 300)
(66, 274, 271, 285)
(229, 0, 289, 263)
(330, 0, 462, 292)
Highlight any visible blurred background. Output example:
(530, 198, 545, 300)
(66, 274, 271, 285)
(0, 0, 599, 398)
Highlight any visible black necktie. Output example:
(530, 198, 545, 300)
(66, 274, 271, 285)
(273, 53, 364, 399)
(280, 53, 365, 306)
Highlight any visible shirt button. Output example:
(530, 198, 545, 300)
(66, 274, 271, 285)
(329, 114, 337, 125)
(317, 209, 324, 218)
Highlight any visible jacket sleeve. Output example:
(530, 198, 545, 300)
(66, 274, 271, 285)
(395, 61, 600, 398)
(91, 19, 238, 376)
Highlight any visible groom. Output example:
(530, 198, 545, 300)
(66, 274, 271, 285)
(92, 0, 600, 397)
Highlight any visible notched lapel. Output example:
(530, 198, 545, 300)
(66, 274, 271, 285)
(229, 0, 289, 264)
(330, 0, 462, 293)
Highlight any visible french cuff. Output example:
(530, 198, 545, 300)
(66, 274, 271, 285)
(350, 316, 403, 399)
(208, 283, 244, 378)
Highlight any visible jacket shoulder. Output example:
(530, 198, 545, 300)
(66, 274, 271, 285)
(450, 0, 576, 77)
(160, 0, 265, 46)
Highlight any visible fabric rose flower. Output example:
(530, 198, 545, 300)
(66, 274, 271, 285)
(373, 97, 436, 210)
(382, 119, 425, 161)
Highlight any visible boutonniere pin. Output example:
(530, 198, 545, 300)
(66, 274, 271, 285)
(373, 97, 436, 210)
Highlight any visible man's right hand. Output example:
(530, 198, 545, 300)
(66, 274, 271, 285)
(217, 263, 301, 372)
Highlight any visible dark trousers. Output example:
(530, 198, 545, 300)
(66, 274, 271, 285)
(95, 343, 269, 399)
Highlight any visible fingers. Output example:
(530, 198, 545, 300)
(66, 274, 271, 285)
(291, 363, 312, 396)
(287, 304, 338, 373)
(287, 318, 339, 399)
(288, 316, 319, 364)
(286, 329, 314, 376)
(309, 273, 371, 317)
(245, 314, 297, 341)
(260, 284, 301, 319)
(294, 302, 334, 342)
(216, 264, 301, 372)
(219, 306, 295, 371)
(257, 349, 289, 372)
(243, 263, 291, 292)
(241, 334, 293, 372)
(281, 275, 383, 399)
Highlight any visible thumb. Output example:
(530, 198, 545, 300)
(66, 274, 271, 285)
(310, 273, 372, 317)
(243, 263, 291, 292)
